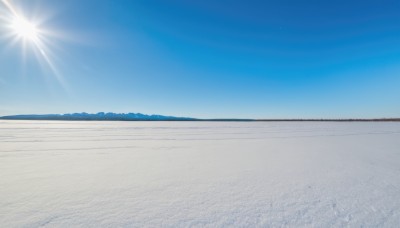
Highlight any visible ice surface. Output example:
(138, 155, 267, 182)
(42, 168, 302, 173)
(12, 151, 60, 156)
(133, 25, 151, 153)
(1, 120, 400, 227)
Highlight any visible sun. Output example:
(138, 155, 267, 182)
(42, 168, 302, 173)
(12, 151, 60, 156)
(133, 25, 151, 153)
(1, 0, 70, 90)
(11, 16, 39, 41)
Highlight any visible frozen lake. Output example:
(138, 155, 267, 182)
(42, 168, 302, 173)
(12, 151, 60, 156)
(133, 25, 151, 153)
(1, 120, 400, 227)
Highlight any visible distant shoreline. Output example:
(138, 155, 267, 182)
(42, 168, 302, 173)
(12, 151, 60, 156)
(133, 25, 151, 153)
(1, 118, 399, 122)
(1, 113, 399, 122)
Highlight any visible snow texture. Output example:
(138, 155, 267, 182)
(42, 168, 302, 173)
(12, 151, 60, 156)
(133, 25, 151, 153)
(1, 120, 400, 227)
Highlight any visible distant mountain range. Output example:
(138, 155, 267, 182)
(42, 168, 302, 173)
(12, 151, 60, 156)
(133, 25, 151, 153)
(0, 113, 399, 121)
(0, 112, 196, 121)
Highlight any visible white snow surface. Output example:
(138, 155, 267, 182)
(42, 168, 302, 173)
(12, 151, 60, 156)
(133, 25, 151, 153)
(1, 120, 400, 227)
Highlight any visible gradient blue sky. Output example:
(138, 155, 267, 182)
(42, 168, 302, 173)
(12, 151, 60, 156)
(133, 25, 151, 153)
(1, 0, 399, 118)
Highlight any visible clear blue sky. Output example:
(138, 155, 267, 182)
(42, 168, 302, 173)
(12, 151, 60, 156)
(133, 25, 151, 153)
(1, 0, 399, 118)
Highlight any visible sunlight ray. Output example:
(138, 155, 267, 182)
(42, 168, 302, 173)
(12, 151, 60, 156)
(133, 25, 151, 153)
(1, 0, 68, 91)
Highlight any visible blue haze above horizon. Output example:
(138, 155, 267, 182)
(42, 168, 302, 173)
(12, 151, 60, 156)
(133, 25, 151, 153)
(1, 0, 399, 119)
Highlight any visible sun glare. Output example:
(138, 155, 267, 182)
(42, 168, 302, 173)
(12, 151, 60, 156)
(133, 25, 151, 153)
(12, 16, 38, 41)
(1, 0, 68, 90)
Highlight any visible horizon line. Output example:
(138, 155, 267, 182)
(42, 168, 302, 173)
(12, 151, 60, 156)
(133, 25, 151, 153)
(0, 113, 399, 122)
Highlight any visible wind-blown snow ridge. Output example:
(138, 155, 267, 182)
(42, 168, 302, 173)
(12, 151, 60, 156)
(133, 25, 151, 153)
(0, 112, 196, 121)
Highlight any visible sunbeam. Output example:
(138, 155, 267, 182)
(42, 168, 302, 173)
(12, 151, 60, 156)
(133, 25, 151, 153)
(1, 0, 68, 91)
